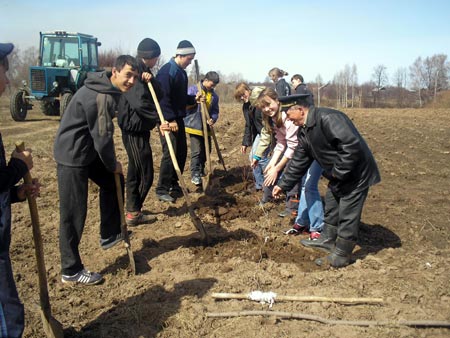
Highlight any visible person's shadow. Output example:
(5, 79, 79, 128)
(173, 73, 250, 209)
(100, 226, 256, 275)
(354, 222, 402, 259)
(63, 277, 217, 337)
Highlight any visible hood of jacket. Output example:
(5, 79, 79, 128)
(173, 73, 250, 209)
(84, 71, 122, 95)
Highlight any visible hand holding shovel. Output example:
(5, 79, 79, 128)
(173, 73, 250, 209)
(147, 82, 209, 244)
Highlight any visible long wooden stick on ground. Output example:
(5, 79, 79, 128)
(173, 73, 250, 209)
(206, 311, 450, 328)
(16, 141, 64, 338)
(147, 82, 209, 244)
(211, 292, 384, 305)
(114, 173, 136, 274)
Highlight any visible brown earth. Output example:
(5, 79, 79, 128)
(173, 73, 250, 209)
(1, 96, 449, 338)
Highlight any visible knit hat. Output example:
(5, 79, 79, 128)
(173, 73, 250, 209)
(176, 40, 196, 56)
(137, 38, 161, 59)
(0, 43, 14, 59)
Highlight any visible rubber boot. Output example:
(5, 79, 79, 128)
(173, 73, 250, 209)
(326, 237, 356, 268)
(300, 223, 337, 253)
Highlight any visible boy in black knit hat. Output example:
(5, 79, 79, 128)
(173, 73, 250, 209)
(118, 38, 168, 225)
(155, 40, 199, 202)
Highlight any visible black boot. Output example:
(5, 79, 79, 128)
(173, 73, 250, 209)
(326, 237, 356, 268)
(300, 223, 337, 253)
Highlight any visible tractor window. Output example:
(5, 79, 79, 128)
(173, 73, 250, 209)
(81, 41, 99, 68)
(89, 43, 98, 67)
(41, 37, 79, 67)
(81, 42, 90, 66)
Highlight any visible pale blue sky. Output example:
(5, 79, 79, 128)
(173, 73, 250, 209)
(2, 0, 450, 85)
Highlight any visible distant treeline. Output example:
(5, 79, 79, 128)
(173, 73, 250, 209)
(7, 46, 450, 108)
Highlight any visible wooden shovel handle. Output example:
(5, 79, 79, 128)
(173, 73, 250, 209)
(147, 82, 209, 243)
(15, 142, 52, 314)
(197, 84, 212, 191)
(114, 173, 136, 274)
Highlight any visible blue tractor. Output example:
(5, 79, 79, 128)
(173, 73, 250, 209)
(10, 31, 101, 121)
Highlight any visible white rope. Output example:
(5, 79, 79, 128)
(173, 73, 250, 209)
(248, 291, 277, 308)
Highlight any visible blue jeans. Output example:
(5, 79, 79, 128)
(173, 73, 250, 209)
(249, 134, 270, 190)
(295, 160, 324, 232)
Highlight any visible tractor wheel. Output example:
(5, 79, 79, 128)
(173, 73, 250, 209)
(60, 92, 73, 118)
(10, 90, 28, 121)
(40, 101, 60, 116)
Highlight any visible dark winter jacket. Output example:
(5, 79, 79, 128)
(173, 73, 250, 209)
(118, 61, 163, 134)
(184, 84, 219, 136)
(242, 86, 266, 147)
(275, 78, 291, 97)
(242, 102, 264, 147)
(0, 133, 28, 252)
(156, 58, 196, 122)
(295, 83, 315, 106)
(278, 106, 380, 197)
(53, 71, 121, 172)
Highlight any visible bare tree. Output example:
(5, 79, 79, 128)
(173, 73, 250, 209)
(392, 67, 408, 106)
(226, 72, 245, 84)
(427, 54, 449, 101)
(98, 47, 124, 68)
(332, 72, 342, 107)
(8, 46, 39, 89)
(343, 64, 351, 108)
(350, 64, 358, 108)
(409, 57, 426, 107)
(392, 67, 407, 88)
(371, 64, 388, 106)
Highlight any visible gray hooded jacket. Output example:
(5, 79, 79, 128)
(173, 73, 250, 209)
(53, 71, 121, 172)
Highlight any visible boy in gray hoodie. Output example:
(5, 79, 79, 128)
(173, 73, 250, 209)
(54, 55, 139, 285)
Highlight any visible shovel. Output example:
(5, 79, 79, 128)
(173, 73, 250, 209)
(194, 61, 212, 192)
(194, 60, 226, 173)
(15, 142, 64, 338)
(147, 82, 209, 244)
(114, 173, 136, 274)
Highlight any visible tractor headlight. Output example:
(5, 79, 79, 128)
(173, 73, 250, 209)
(52, 81, 59, 88)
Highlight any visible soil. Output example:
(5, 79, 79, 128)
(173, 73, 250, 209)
(1, 96, 449, 338)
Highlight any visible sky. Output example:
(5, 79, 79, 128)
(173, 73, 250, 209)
(2, 0, 450, 85)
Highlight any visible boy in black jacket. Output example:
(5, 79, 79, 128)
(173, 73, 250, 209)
(0, 42, 40, 337)
(54, 55, 139, 285)
(118, 38, 165, 225)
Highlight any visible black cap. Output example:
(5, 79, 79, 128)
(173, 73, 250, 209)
(204, 71, 220, 84)
(279, 93, 311, 111)
(137, 38, 161, 59)
(0, 43, 14, 59)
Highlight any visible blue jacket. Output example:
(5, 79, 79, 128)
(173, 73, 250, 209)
(184, 84, 219, 136)
(156, 58, 196, 121)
